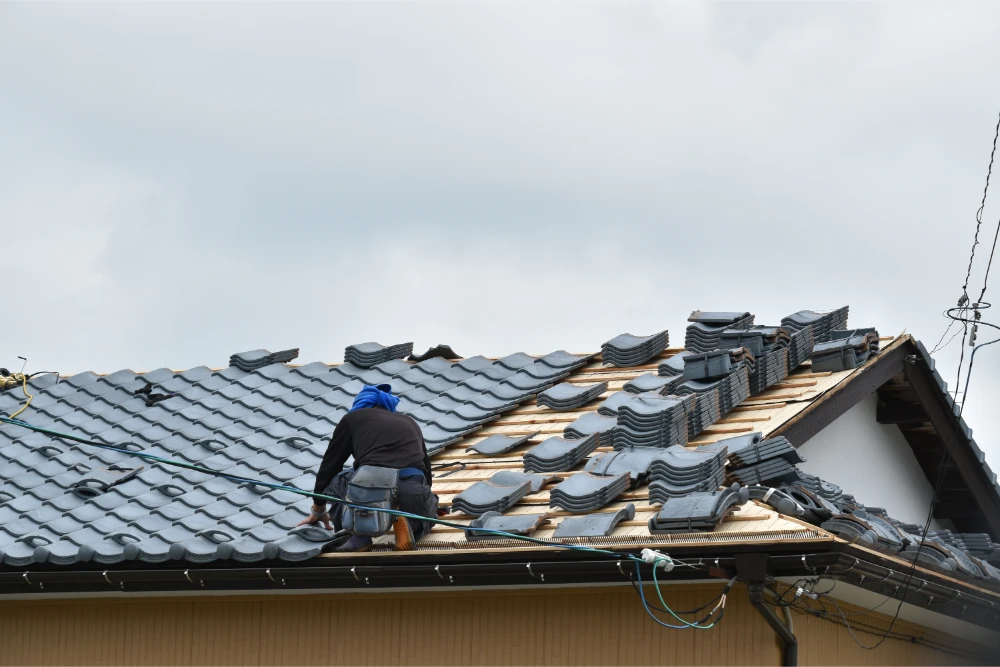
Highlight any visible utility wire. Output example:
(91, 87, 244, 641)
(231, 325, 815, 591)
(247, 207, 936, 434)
(961, 109, 1000, 300)
(977, 111, 1000, 304)
(855, 301, 1000, 648)
(928, 318, 956, 354)
(0, 416, 629, 557)
(0, 415, 736, 632)
(952, 110, 1000, 400)
(775, 593, 985, 661)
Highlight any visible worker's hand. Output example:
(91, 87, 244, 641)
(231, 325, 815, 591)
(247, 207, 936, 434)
(297, 504, 333, 530)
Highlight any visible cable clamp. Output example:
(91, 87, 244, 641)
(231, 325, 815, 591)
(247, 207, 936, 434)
(640, 549, 674, 571)
(616, 560, 627, 578)
(435, 565, 453, 584)
(801, 554, 818, 575)
(526, 563, 545, 582)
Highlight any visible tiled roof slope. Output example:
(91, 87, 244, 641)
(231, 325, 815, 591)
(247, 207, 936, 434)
(1, 313, 998, 594)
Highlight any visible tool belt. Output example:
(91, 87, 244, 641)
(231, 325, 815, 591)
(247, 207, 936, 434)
(341, 466, 400, 537)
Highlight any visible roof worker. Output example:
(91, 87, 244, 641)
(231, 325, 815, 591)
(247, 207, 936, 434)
(297, 383, 438, 553)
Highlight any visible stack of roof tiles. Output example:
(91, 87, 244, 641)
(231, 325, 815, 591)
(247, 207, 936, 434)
(648, 444, 728, 502)
(523, 434, 600, 473)
(584, 446, 661, 486)
(549, 472, 631, 512)
(748, 347, 789, 395)
(563, 412, 618, 446)
(597, 391, 640, 416)
(728, 436, 803, 467)
(536, 381, 607, 411)
(674, 365, 751, 435)
(623, 373, 680, 395)
(229, 348, 299, 372)
(681, 348, 755, 381)
(343, 342, 414, 368)
(600, 331, 669, 367)
(718, 327, 790, 357)
(684, 311, 754, 353)
(810, 328, 880, 373)
(648, 484, 750, 533)
(612, 394, 692, 449)
(781, 307, 849, 343)
(488, 470, 557, 493)
(656, 351, 692, 378)
(680, 389, 720, 439)
(451, 477, 533, 516)
(788, 326, 816, 369)
(727, 436, 804, 486)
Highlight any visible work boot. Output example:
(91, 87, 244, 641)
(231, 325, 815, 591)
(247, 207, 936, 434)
(393, 516, 415, 551)
(332, 534, 373, 553)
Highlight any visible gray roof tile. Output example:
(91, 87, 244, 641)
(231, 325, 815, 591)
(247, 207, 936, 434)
(0, 344, 642, 566)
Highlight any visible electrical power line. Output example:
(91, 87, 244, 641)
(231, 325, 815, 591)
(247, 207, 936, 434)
(960, 109, 1000, 299)
(953, 110, 1000, 402)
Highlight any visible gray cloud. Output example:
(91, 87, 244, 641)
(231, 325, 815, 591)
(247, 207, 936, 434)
(2, 2, 999, 459)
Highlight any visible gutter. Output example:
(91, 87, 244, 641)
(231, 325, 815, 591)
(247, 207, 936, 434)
(1, 547, 997, 630)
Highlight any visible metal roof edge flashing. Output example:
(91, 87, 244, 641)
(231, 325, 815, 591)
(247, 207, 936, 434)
(3, 546, 999, 631)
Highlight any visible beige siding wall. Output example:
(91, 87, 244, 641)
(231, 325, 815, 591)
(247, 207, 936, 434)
(0, 584, 982, 666)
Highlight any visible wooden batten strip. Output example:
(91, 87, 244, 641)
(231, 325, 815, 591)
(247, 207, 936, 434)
(731, 402, 787, 411)
(717, 416, 770, 424)
(489, 415, 583, 426)
(700, 425, 754, 435)
(774, 380, 818, 389)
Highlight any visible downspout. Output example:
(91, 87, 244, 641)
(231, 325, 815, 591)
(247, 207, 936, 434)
(752, 583, 797, 667)
(736, 555, 798, 667)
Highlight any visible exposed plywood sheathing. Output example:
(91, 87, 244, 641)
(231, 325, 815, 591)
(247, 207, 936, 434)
(322, 343, 900, 556)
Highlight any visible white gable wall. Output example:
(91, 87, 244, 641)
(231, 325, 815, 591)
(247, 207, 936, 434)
(797, 393, 948, 528)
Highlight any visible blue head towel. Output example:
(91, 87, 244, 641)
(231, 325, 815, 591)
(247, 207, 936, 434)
(350, 384, 400, 412)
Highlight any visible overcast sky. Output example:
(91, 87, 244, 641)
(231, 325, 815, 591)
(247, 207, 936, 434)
(2, 2, 999, 459)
